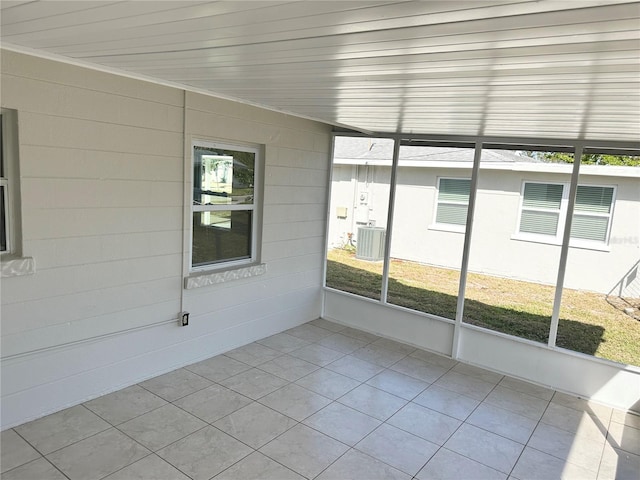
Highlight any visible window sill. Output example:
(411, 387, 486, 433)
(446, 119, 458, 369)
(1, 255, 36, 277)
(510, 234, 611, 253)
(428, 224, 466, 234)
(185, 263, 267, 289)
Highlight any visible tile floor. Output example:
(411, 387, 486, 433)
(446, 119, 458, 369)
(2, 319, 639, 480)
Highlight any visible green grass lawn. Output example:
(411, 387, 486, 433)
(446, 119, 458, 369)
(326, 249, 640, 366)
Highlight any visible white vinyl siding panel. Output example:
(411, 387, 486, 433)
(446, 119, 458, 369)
(436, 178, 470, 227)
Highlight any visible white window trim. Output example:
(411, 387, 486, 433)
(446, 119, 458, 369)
(429, 176, 470, 233)
(0, 175, 9, 255)
(0, 108, 35, 277)
(1, 110, 15, 256)
(512, 180, 616, 251)
(189, 139, 261, 273)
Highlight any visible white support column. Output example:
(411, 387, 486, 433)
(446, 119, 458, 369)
(452, 140, 483, 359)
(548, 145, 583, 347)
(321, 134, 337, 318)
(380, 137, 401, 304)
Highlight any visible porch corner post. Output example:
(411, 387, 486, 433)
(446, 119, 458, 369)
(548, 144, 583, 347)
(380, 136, 401, 304)
(452, 140, 482, 359)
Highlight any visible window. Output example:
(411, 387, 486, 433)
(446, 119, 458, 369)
(433, 177, 471, 230)
(1, 113, 7, 253)
(571, 185, 614, 242)
(0, 108, 34, 277)
(191, 141, 259, 270)
(1, 109, 17, 255)
(516, 181, 615, 246)
(518, 182, 564, 237)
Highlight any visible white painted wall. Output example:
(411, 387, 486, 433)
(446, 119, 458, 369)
(328, 164, 640, 294)
(0, 51, 331, 429)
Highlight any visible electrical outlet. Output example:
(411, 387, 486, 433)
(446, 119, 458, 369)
(180, 312, 189, 326)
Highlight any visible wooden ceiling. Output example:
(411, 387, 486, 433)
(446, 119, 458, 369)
(2, 1, 639, 142)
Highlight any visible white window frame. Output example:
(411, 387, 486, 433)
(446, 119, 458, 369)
(190, 139, 261, 272)
(570, 183, 617, 248)
(1, 109, 17, 256)
(0, 166, 10, 255)
(0, 108, 35, 277)
(513, 180, 616, 250)
(430, 176, 471, 233)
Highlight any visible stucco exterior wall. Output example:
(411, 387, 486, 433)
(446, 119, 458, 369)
(328, 164, 639, 294)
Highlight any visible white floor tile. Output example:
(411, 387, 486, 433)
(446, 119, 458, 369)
(303, 402, 381, 445)
(259, 383, 332, 421)
(295, 368, 361, 399)
(118, 404, 205, 451)
(46, 428, 149, 480)
(138, 368, 212, 402)
(416, 448, 507, 480)
(214, 402, 297, 449)
(388, 402, 461, 445)
(184, 354, 252, 382)
(355, 423, 439, 475)
(0, 429, 41, 473)
(1, 458, 67, 480)
(316, 449, 411, 480)
(157, 426, 252, 480)
(338, 384, 407, 421)
(14, 405, 111, 455)
(173, 384, 253, 423)
(213, 451, 305, 480)
(83, 385, 166, 426)
(259, 424, 349, 479)
(413, 384, 480, 421)
(444, 423, 524, 474)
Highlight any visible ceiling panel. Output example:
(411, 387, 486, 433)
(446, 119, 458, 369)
(1, 0, 639, 142)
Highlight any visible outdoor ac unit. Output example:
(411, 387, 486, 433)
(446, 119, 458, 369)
(356, 226, 386, 261)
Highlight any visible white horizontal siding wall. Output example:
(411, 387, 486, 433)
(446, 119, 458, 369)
(0, 51, 330, 429)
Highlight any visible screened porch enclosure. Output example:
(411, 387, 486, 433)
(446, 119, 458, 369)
(1, 0, 639, 446)
(325, 136, 640, 376)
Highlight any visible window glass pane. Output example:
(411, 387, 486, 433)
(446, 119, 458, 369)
(574, 185, 613, 213)
(387, 144, 474, 319)
(193, 145, 255, 206)
(463, 149, 569, 344)
(519, 210, 559, 236)
(558, 153, 639, 366)
(438, 178, 471, 203)
(570, 215, 609, 242)
(192, 210, 252, 267)
(325, 137, 394, 300)
(522, 183, 563, 210)
(0, 185, 6, 252)
(436, 203, 468, 225)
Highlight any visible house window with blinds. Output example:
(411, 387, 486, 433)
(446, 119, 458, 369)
(434, 178, 471, 231)
(571, 185, 615, 243)
(518, 183, 564, 237)
(516, 181, 615, 246)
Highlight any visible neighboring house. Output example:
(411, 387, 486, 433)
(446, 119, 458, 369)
(328, 138, 640, 295)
